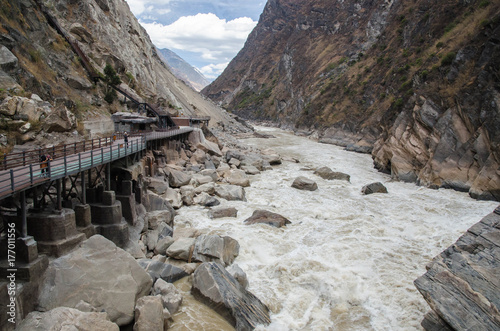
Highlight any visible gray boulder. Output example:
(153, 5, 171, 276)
(166, 237, 197, 261)
(241, 165, 261, 175)
(37, 235, 153, 326)
(17, 307, 119, 331)
(145, 209, 174, 229)
(43, 105, 76, 132)
(215, 184, 247, 201)
(361, 182, 388, 194)
(152, 278, 183, 314)
(192, 262, 271, 330)
(145, 192, 175, 212)
(209, 207, 238, 219)
(227, 169, 251, 187)
(291, 176, 318, 191)
(194, 192, 220, 207)
(168, 168, 192, 187)
(0, 45, 18, 71)
(244, 210, 291, 228)
(414, 211, 500, 331)
(192, 234, 240, 266)
(227, 264, 249, 289)
(133, 296, 165, 331)
(314, 166, 350, 181)
(154, 236, 175, 255)
(137, 259, 187, 283)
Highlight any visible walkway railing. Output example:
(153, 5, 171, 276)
(0, 126, 195, 200)
(0, 136, 145, 200)
(1, 137, 115, 171)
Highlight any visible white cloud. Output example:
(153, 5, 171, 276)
(200, 62, 229, 79)
(125, 0, 172, 16)
(140, 13, 256, 75)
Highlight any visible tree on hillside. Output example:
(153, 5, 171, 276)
(103, 63, 121, 103)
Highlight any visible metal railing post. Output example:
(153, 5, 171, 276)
(91, 149, 93, 168)
(10, 169, 14, 191)
(64, 155, 67, 176)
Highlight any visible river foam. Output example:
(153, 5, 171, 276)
(172, 127, 498, 330)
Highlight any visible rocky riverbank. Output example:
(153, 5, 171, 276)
(15, 126, 285, 330)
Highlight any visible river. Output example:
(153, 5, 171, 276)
(170, 126, 498, 331)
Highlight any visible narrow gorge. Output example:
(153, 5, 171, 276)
(0, 0, 498, 330)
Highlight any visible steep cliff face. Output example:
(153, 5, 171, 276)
(203, 0, 500, 201)
(0, 0, 244, 150)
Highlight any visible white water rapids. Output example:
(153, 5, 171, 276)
(170, 127, 498, 331)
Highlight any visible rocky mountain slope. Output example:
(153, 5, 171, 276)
(202, 0, 500, 201)
(0, 0, 246, 153)
(158, 48, 211, 92)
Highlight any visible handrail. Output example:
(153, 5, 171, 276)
(0, 127, 193, 201)
(1, 136, 116, 171)
(0, 136, 146, 200)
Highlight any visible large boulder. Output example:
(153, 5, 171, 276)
(361, 182, 388, 195)
(209, 207, 238, 219)
(414, 210, 500, 331)
(133, 296, 165, 331)
(227, 169, 251, 187)
(192, 234, 240, 266)
(168, 168, 192, 188)
(43, 105, 77, 132)
(191, 262, 271, 330)
(166, 237, 197, 261)
(0, 45, 18, 71)
(17, 307, 119, 331)
(291, 176, 318, 191)
(145, 209, 174, 229)
(215, 184, 247, 201)
(137, 259, 187, 283)
(314, 167, 350, 182)
(152, 278, 183, 315)
(244, 210, 291, 228)
(145, 192, 175, 212)
(37, 235, 153, 326)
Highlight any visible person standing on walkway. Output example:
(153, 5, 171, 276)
(40, 153, 52, 177)
(124, 131, 129, 147)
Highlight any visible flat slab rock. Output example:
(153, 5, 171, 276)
(191, 262, 271, 330)
(244, 210, 291, 228)
(414, 210, 500, 331)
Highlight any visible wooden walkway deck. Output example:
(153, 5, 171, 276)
(0, 127, 193, 201)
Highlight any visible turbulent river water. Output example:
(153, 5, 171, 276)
(170, 127, 498, 331)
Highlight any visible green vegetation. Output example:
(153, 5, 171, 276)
(478, 0, 490, 9)
(28, 48, 42, 63)
(444, 22, 457, 34)
(393, 98, 404, 109)
(103, 64, 121, 104)
(441, 52, 456, 66)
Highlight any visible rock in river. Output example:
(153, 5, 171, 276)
(191, 262, 271, 331)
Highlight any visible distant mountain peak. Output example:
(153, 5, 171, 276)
(158, 48, 211, 92)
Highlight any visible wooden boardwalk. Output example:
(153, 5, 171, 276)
(0, 127, 193, 201)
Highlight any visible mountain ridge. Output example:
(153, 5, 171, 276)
(202, 0, 500, 201)
(158, 48, 211, 92)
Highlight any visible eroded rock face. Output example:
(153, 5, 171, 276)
(373, 96, 500, 201)
(191, 262, 271, 330)
(414, 210, 500, 331)
(37, 235, 153, 326)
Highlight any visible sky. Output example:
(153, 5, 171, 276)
(125, 0, 267, 80)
